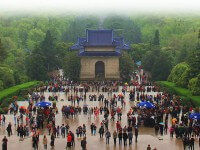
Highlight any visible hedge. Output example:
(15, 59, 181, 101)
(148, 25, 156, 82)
(0, 81, 40, 102)
(0, 81, 41, 114)
(157, 81, 200, 107)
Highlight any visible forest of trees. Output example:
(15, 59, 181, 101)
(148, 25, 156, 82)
(0, 14, 200, 95)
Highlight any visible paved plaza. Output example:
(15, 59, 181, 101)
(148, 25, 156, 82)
(0, 86, 199, 150)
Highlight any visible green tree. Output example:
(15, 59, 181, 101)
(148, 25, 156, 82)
(119, 52, 134, 82)
(0, 80, 3, 91)
(25, 51, 48, 81)
(103, 16, 141, 43)
(129, 43, 151, 62)
(168, 62, 191, 88)
(142, 50, 157, 72)
(55, 42, 74, 68)
(177, 45, 188, 63)
(63, 52, 80, 81)
(187, 48, 200, 78)
(153, 29, 160, 45)
(27, 28, 45, 51)
(151, 50, 173, 81)
(40, 30, 57, 71)
(0, 38, 8, 62)
(188, 74, 200, 95)
(64, 16, 100, 42)
(0, 67, 15, 88)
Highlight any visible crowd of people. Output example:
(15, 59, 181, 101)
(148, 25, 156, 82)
(0, 70, 200, 150)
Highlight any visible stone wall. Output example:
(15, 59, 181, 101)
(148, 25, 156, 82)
(80, 56, 120, 80)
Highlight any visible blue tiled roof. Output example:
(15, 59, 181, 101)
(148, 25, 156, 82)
(70, 44, 83, 50)
(78, 51, 121, 57)
(78, 37, 86, 45)
(86, 29, 114, 46)
(70, 29, 131, 55)
(113, 37, 131, 50)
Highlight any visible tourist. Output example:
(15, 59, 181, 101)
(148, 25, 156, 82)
(105, 130, 111, 144)
(190, 136, 195, 150)
(25, 125, 29, 137)
(99, 126, 104, 138)
(182, 136, 188, 150)
(2, 136, 8, 150)
(93, 124, 97, 135)
(19, 125, 24, 140)
(32, 134, 38, 150)
(135, 126, 139, 143)
(56, 125, 60, 137)
(50, 133, 55, 147)
(164, 121, 168, 134)
(43, 135, 48, 150)
(6, 122, 12, 137)
(90, 123, 95, 135)
(61, 124, 66, 138)
(118, 130, 123, 145)
(82, 124, 86, 137)
(199, 134, 200, 147)
(2, 115, 6, 126)
(147, 144, 151, 150)
(113, 130, 117, 146)
(169, 126, 174, 138)
(66, 133, 72, 149)
(14, 114, 17, 126)
(81, 137, 87, 150)
(71, 131, 75, 147)
(123, 131, 128, 146)
(154, 124, 159, 136)
(128, 130, 133, 145)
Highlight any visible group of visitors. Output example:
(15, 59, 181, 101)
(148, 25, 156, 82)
(1, 70, 200, 150)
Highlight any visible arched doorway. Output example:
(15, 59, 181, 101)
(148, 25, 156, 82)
(95, 61, 105, 79)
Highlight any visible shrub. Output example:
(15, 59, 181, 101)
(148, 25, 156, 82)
(157, 81, 200, 107)
(0, 81, 40, 102)
(2, 107, 9, 114)
(0, 80, 3, 91)
(0, 101, 10, 108)
(0, 67, 15, 88)
(0, 108, 4, 114)
(168, 62, 191, 88)
(0, 81, 41, 114)
(188, 74, 200, 96)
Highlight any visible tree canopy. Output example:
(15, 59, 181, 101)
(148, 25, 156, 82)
(0, 14, 200, 91)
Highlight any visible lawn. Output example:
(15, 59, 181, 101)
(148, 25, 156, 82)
(0, 81, 41, 114)
(157, 81, 200, 107)
(0, 81, 40, 101)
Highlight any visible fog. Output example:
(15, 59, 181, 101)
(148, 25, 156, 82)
(0, 0, 200, 15)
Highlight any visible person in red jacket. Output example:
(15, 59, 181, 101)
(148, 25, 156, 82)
(66, 133, 72, 149)
(116, 121, 121, 131)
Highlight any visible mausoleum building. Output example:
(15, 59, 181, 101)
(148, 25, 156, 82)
(70, 29, 130, 80)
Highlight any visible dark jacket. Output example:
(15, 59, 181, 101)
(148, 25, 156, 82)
(118, 132, 123, 139)
(123, 132, 128, 140)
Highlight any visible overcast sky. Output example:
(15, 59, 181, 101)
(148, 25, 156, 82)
(0, 0, 200, 15)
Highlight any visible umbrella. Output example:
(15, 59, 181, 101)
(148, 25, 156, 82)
(136, 61, 141, 66)
(189, 113, 200, 120)
(137, 101, 155, 109)
(36, 101, 51, 107)
(83, 104, 88, 107)
(159, 122, 164, 125)
(20, 106, 26, 110)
